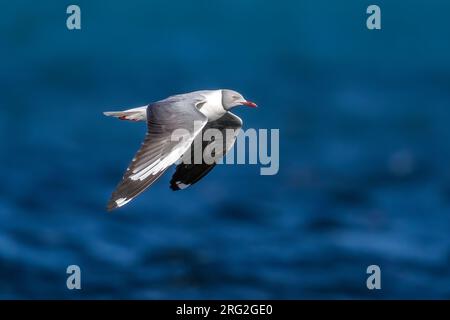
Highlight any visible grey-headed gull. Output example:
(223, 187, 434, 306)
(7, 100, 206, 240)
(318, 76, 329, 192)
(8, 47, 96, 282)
(104, 89, 257, 211)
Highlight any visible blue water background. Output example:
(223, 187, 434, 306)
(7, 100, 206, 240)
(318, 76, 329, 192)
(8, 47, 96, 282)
(0, 0, 450, 298)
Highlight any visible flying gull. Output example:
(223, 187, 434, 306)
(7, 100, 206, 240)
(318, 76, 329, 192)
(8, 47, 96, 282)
(103, 89, 257, 211)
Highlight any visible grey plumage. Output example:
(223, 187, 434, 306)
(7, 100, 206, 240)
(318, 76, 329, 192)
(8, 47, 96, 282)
(107, 94, 208, 211)
(104, 89, 255, 210)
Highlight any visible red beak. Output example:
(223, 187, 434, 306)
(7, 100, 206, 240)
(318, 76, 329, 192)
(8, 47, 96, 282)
(242, 100, 257, 108)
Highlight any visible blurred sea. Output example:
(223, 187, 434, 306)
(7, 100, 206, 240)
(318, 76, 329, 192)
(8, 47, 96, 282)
(0, 0, 450, 299)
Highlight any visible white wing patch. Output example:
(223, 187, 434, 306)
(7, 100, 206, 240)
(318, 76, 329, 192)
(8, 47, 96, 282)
(130, 145, 186, 181)
(115, 197, 132, 207)
(129, 123, 205, 181)
(175, 182, 189, 189)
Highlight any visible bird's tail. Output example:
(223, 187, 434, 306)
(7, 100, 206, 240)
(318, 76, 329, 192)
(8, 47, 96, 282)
(103, 106, 148, 122)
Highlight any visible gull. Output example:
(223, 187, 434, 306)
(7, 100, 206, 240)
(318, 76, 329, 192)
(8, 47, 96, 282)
(103, 89, 257, 211)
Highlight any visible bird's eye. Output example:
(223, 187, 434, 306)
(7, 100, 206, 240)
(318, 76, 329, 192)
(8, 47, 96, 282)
(233, 95, 239, 99)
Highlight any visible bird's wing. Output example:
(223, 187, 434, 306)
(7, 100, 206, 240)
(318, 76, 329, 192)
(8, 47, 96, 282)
(107, 96, 208, 210)
(170, 112, 243, 190)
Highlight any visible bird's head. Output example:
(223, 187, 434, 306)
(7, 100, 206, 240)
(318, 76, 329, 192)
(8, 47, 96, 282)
(222, 89, 257, 110)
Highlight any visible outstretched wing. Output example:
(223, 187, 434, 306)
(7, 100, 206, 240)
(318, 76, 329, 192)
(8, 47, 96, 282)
(170, 112, 242, 190)
(107, 96, 208, 210)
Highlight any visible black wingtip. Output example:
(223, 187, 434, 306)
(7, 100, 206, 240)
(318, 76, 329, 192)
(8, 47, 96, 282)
(106, 199, 118, 212)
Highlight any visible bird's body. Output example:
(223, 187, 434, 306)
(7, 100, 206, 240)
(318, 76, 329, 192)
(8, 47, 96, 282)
(104, 90, 229, 122)
(104, 89, 256, 211)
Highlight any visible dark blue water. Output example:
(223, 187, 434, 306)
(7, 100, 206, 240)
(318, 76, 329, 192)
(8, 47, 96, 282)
(1, 0, 450, 299)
